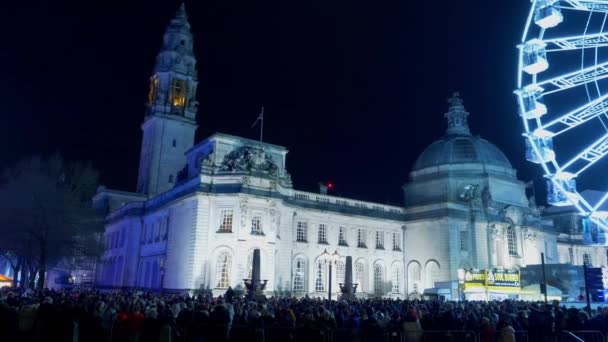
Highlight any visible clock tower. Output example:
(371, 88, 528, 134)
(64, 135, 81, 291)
(137, 3, 199, 196)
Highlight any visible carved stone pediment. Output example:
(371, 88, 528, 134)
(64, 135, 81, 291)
(503, 206, 523, 226)
(219, 147, 278, 176)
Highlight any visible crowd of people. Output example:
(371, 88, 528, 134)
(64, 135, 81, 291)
(1, 286, 607, 342)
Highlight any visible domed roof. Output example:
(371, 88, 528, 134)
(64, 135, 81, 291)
(413, 135, 512, 170)
(412, 93, 512, 171)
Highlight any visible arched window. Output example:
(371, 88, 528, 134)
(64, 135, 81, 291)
(144, 261, 151, 288)
(151, 259, 159, 288)
(408, 262, 421, 294)
(315, 261, 326, 292)
(293, 259, 306, 292)
(336, 261, 345, 284)
(215, 252, 231, 289)
(374, 264, 384, 295)
(425, 261, 440, 289)
(507, 226, 517, 255)
(148, 75, 159, 105)
(355, 262, 366, 292)
(391, 265, 401, 293)
(170, 78, 187, 110)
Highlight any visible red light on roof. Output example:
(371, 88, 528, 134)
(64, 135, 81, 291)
(327, 182, 334, 189)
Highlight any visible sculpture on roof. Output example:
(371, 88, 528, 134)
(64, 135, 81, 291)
(219, 147, 278, 176)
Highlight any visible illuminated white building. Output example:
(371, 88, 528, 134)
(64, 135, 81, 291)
(92, 4, 606, 299)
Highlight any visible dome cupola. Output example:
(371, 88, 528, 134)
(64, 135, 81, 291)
(412, 93, 512, 171)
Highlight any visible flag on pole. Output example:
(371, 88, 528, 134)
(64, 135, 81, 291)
(251, 106, 264, 128)
(251, 106, 264, 141)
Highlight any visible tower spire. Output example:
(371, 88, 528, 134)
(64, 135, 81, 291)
(444, 92, 471, 136)
(137, 3, 199, 196)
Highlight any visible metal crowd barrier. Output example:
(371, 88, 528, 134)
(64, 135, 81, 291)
(560, 330, 605, 342)
(514, 330, 529, 342)
(403, 330, 478, 342)
(103, 324, 603, 342)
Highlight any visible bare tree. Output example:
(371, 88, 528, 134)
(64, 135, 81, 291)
(0, 154, 104, 289)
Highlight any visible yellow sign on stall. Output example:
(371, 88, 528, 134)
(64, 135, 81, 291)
(485, 269, 521, 293)
(462, 269, 521, 294)
(464, 270, 486, 290)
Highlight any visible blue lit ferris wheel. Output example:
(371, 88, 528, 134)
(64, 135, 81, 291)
(516, 0, 608, 230)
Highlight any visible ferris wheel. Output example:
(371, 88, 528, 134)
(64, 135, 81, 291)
(516, 0, 608, 230)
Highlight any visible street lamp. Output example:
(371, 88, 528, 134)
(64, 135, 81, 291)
(320, 249, 340, 301)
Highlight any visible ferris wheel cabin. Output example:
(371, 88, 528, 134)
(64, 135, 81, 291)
(534, 0, 563, 29)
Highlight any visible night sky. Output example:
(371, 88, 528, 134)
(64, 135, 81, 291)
(0, 0, 540, 204)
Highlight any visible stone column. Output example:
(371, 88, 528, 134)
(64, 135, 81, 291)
(488, 224, 498, 268)
(252, 248, 261, 289)
(340, 256, 356, 300)
(246, 248, 267, 301)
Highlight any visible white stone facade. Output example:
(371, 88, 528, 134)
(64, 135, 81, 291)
(96, 133, 406, 297)
(92, 5, 607, 299)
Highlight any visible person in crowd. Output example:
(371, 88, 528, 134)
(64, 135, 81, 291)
(4, 286, 608, 342)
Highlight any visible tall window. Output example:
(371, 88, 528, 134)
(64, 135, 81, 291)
(583, 253, 592, 266)
(148, 75, 159, 105)
(318, 224, 328, 244)
(296, 221, 308, 242)
(460, 231, 468, 251)
(119, 228, 125, 247)
(315, 261, 326, 292)
(408, 262, 421, 294)
(251, 213, 264, 235)
(170, 79, 187, 109)
(219, 209, 233, 233)
(160, 217, 168, 241)
(392, 232, 401, 251)
(545, 241, 553, 259)
(293, 259, 306, 292)
(376, 231, 384, 249)
(507, 226, 517, 255)
(147, 224, 153, 243)
(215, 252, 231, 288)
(336, 261, 345, 284)
(154, 221, 160, 242)
(426, 261, 440, 289)
(339, 227, 348, 246)
(391, 265, 401, 293)
(141, 225, 147, 245)
(357, 229, 367, 248)
(355, 262, 365, 292)
(374, 264, 384, 295)
(568, 247, 574, 264)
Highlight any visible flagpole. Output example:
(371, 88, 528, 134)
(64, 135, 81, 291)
(260, 106, 264, 142)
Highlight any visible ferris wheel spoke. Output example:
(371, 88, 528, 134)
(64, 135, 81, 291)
(544, 32, 608, 51)
(560, 0, 608, 12)
(592, 191, 608, 212)
(556, 132, 608, 176)
(533, 93, 608, 138)
(536, 59, 608, 95)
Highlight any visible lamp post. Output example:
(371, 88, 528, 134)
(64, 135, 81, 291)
(320, 249, 340, 302)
